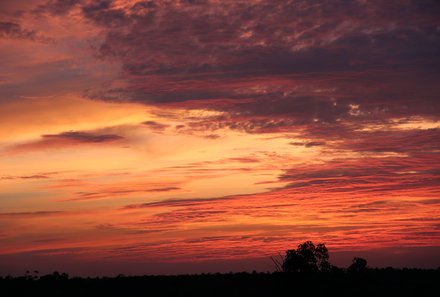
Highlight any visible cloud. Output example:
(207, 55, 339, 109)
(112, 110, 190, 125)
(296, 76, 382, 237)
(418, 199, 440, 205)
(204, 134, 220, 139)
(1, 0, 439, 272)
(8, 0, 440, 141)
(290, 141, 326, 148)
(6, 130, 124, 153)
(0, 21, 53, 43)
(66, 186, 181, 201)
(335, 128, 440, 154)
(0, 211, 64, 218)
(0, 175, 49, 180)
(141, 120, 169, 131)
(279, 153, 440, 196)
(43, 131, 123, 143)
(81, 0, 128, 27)
(122, 195, 234, 209)
(36, 0, 81, 15)
(75, 0, 439, 126)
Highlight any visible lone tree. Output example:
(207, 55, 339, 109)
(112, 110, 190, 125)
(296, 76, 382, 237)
(277, 241, 330, 273)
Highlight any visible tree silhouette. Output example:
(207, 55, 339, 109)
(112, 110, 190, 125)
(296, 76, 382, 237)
(281, 241, 330, 273)
(348, 257, 368, 272)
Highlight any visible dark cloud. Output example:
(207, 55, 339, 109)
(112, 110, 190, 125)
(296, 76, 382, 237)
(42, 131, 123, 143)
(66, 186, 181, 201)
(226, 157, 259, 163)
(5, 130, 125, 153)
(0, 175, 49, 180)
(36, 0, 81, 15)
(141, 120, 169, 131)
(336, 129, 440, 154)
(0, 211, 64, 217)
(122, 195, 235, 209)
(290, 141, 326, 147)
(0, 21, 53, 43)
(81, 0, 128, 27)
(418, 199, 440, 205)
(59, 0, 439, 146)
(279, 152, 440, 195)
(203, 134, 220, 139)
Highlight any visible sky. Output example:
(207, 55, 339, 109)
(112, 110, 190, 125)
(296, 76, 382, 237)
(0, 0, 439, 276)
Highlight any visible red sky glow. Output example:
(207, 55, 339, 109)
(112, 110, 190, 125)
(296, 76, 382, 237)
(0, 0, 439, 276)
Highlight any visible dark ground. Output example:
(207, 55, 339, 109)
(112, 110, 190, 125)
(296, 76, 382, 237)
(1, 268, 439, 297)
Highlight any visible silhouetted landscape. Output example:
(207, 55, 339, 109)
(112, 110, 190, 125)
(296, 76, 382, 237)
(2, 1, 439, 296)
(2, 242, 438, 296)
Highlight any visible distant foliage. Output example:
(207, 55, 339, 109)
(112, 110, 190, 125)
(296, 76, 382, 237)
(281, 241, 330, 273)
(2, 248, 439, 297)
(348, 257, 368, 272)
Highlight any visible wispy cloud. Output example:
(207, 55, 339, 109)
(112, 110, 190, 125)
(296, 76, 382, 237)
(0, 211, 64, 217)
(6, 130, 124, 153)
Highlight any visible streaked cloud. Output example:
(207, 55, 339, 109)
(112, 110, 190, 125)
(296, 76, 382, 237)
(0, 0, 439, 275)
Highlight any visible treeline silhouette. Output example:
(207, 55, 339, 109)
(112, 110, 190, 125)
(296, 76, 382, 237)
(1, 242, 438, 297)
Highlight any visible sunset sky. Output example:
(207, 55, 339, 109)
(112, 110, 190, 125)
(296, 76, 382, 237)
(0, 0, 439, 276)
